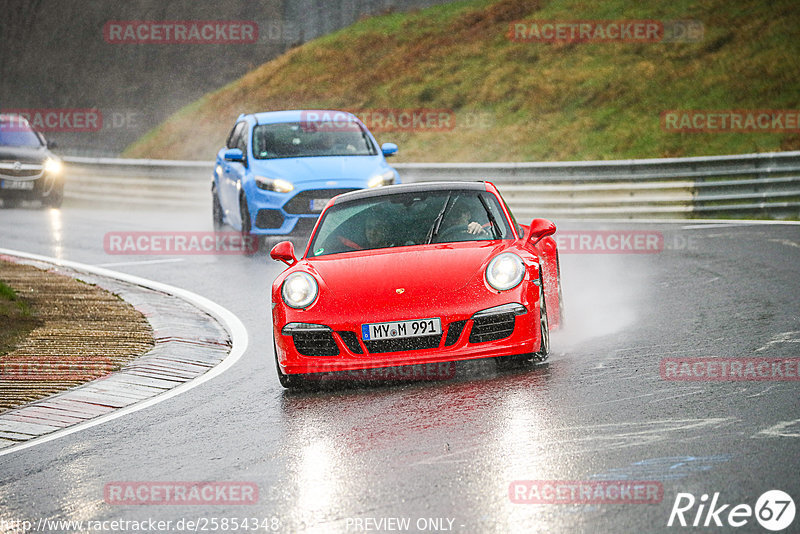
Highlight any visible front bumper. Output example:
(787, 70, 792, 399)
(274, 302, 541, 375)
(0, 172, 61, 201)
(246, 183, 362, 235)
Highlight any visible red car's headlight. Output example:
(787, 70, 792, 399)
(281, 272, 318, 309)
(486, 252, 525, 291)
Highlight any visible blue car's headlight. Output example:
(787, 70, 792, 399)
(256, 175, 294, 193)
(367, 170, 395, 188)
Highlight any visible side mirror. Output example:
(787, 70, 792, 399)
(381, 142, 398, 157)
(270, 240, 297, 266)
(526, 218, 556, 246)
(223, 148, 245, 162)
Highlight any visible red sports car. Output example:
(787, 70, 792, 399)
(270, 181, 562, 388)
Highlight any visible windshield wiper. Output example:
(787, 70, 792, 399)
(478, 195, 502, 239)
(426, 194, 453, 244)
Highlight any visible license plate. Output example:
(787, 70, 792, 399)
(309, 198, 330, 212)
(1, 179, 34, 190)
(362, 318, 442, 341)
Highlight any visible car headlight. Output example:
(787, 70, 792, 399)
(44, 158, 63, 176)
(486, 252, 526, 291)
(367, 170, 395, 188)
(281, 272, 319, 309)
(256, 175, 294, 193)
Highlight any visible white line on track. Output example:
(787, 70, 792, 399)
(97, 258, 185, 267)
(0, 248, 248, 458)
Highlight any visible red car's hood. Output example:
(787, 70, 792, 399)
(307, 242, 505, 300)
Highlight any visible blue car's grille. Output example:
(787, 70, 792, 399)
(255, 209, 284, 229)
(284, 189, 358, 215)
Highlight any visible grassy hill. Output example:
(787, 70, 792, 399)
(124, 0, 800, 162)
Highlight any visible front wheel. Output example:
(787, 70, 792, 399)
(239, 194, 259, 255)
(43, 183, 64, 208)
(212, 187, 223, 231)
(274, 341, 306, 389)
(532, 278, 550, 362)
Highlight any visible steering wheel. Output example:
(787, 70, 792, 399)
(435, 225, 481, 243)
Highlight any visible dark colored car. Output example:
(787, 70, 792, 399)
(0, 114, 64, 208)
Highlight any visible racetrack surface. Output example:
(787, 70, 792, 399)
(0, 204, 798, 533)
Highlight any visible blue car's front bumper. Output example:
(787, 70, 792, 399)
(244, 180, 368, 235)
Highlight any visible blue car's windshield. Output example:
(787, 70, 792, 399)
(0, 117, 43, 147)
(309, 190, 514, 257)
(252, 121, 377, 159)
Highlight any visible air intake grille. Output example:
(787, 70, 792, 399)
(292, 331, 339, 356)
(337, 331, 363, 354)
(444, 320, 467, 346)
(469, 313, 516, 343)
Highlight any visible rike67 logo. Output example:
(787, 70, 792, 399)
(668, 490, 795, 531)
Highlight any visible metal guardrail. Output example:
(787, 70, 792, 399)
(62, 151, 800, 219)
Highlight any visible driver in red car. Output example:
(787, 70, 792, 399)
(445, 200, 489, 236)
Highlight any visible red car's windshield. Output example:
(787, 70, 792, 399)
(308, 190, 514, 257)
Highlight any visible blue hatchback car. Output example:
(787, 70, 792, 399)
(212, 110, 399, 238)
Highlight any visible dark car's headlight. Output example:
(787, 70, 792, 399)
(256, 175, 294, 193)
(282, 272, 319, 309)
(486, 252, 526, 291)
(44, 158, 63, 176)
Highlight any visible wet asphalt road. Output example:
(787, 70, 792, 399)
(0, 204, 799, 534)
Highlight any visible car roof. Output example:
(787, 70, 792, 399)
(241, 110, 360, 125)
(0, 113, 29, 124)
(332, 181, 491, 204)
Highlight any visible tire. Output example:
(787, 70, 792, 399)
(556, 253, 565, 328)
(212, 187, 223, 231)
(274, 341, 305, 389)
(239, 194, 259, 255)
(43, 183, 63, 208)
(532, 276, 550, 363)
(495, 271, 549, 371)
